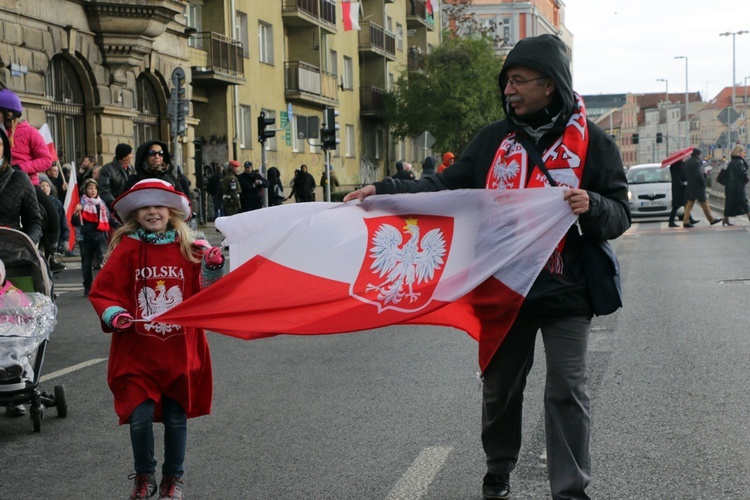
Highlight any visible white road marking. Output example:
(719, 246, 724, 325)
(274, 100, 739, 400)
(386, 446, 452, 500)
(40, 358, 107, 382)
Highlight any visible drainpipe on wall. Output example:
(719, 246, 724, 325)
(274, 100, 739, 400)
(230, 0, 240, 160)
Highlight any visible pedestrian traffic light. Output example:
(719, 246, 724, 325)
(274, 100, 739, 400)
(656, 132, 663, 143)
(257, 111, 275, 144)
(632, 133, 639, 145)
(322, 107, 340, 150)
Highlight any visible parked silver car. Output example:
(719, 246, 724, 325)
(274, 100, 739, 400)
(627, 163, 672, 217)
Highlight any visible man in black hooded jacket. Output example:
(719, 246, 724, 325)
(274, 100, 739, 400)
(345, 34, 630, 500)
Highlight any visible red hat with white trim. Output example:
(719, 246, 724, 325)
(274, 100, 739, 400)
(112, 179, 191, 222)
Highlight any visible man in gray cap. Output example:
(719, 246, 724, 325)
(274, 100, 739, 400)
(238, 160, 268, 212)
(99, 143, 135, 210)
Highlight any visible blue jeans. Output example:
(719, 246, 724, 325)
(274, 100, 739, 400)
(129, 397, 187, 478)
(80, 235, 105, 290)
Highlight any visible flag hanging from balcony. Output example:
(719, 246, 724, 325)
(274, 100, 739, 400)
(342, 1, 360, 31)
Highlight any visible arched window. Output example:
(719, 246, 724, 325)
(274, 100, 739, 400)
(134, 75, 162, 146)
(44, 56, 86, 165)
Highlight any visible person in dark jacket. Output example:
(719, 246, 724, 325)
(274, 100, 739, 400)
(391, 160, 416, 181)
(286, 164, 316, 202)
(346, 34, 631, 500)
(420, 156, 438, 179)
(72, 178, 109, 297)
(722, 144, 750, 225)
(267, 166, 284, 206)
(99, 143, 135, 209)
(668, 160, 698, 227)
(682, 148, 721, 227)
(123, 140, 190, 197)
(238, 160, 268, 212)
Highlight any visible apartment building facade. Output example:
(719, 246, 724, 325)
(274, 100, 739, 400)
(0, 0, 441, 204)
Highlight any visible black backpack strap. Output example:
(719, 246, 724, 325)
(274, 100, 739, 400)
(514, 132, 558, 187)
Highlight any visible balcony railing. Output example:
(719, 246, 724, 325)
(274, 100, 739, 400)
(189, 31, 244, 79)
(285, 60, 338, 105)
(359, 21, 396, 60)
(360, 86, 386, 116)
(282, 0, 336, 30)
(407, 47, 426, 72)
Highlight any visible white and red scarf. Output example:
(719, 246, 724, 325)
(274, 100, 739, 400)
(485, 93, 590, 273)
(81, 195, 110, 232)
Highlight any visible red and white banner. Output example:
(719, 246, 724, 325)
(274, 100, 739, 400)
(342, 1, 360, 31)
(62, 161, 79, 252)
(37, 123, 58, 162)
(153, 189, 576, 370)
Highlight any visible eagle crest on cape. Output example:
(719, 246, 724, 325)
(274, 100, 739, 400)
(138, 280, 183, 335)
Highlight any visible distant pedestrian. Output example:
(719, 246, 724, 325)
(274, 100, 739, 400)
(287, 164, 316, 202)
(668, 160, 697, 227)
(99, 143, 135, 210)
(320, 164, 340, 201)
(71, 178, 109, 297)
(238, 160, 267, 211)
(391, 160, 415, 181)
(420, 156, 438, 179)
(267, 166, 285, 206)
(221, 160, 242, 215)
(437, 152, 455, 173)
(682, 148, 721, 227)
(722, 144, 750, 226)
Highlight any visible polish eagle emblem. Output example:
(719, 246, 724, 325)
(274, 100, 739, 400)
(364, 217, 447, 308)
(138, 280, 183, 335)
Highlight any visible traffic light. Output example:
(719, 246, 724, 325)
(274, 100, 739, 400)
(656, 132, 663, 143)
(322, 107, 340, 150)
(632, 133, 639, 145)
(257, 111, 275, 144)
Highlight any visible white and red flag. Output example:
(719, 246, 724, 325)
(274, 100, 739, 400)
(342, 1, 360, 31)
(62, 161, 79, 252)
(37, 123, 58, 162)
(153, 189, 576, 370)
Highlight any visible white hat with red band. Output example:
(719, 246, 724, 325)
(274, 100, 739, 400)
(112, 179, 191, 222)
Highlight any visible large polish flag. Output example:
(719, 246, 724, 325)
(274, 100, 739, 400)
(38, 124, 58, 162)
(62, 162, 79, 252)
(342, 1, 360, 31)
(153, 188, 577, 371)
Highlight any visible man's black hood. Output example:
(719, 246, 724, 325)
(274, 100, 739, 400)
(498, 34, 575, 122)
(134, 140, 173, 176)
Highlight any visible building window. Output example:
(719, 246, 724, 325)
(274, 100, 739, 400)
(329, 49, 338, 77)
(396, 23, 404, 52)
(134, 75, 161, 146)
(343, 56, 353, 90)
(185, 2, 203, 48)
(240, 104, 252, 149)
(236, 11, 249, 58)
(44, 55, 86, 166)
(259, 21, 274, 65)
(346, 124, 355, 157)
(261, 108, 277, 151)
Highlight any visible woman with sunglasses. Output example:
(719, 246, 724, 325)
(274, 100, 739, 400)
(124, 140, 191, 198)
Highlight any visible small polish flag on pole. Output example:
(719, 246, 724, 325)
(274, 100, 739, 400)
(38, 123, 58, 162)
(62, 162, 79, 252)
(342, 1, 360, 31)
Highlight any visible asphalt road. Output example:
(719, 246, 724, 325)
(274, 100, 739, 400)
(3, 212, 750, 499)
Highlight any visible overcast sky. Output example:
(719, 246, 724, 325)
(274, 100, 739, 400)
(565, 0, 750, 100)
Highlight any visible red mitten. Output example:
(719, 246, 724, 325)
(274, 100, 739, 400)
(112, 313, 134, 330)
(192, 239, 211, 252)
(204, 246, 224, 267)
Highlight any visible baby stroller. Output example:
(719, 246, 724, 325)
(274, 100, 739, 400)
(0, 227, 67, 432)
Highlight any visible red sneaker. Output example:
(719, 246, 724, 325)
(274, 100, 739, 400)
(158, 475, 184, 500)
(128, 473, 156, 499)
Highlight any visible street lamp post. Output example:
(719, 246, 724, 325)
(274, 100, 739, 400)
(745, 75, 750, 148)
(657, 78, 669, 154)
(719, 30, 749, 156)
(675, 56, 689, 147)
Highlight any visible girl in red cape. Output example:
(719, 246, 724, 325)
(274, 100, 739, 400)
(88, 178, 225, 500)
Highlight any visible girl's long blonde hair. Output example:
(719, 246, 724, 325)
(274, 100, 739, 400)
(106, 208, 200, 263)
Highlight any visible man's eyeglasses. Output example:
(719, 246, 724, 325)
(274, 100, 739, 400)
(501, 76, 548, 89)
(148, 150, 165, 157)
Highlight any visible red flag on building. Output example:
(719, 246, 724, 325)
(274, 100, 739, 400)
(342, 1, 360, 31)
(62, 162, 79, 252)
(37, 123, 58, 162)
(153, 189, 576, 371)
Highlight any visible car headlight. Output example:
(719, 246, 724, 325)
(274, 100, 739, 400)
(627, 190, 633, 201)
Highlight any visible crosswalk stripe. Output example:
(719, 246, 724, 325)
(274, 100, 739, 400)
(386, 446, 452, 500)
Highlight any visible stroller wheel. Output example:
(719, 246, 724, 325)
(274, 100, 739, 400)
(32, 408, 42, 433)
(54, 385, 68, 418)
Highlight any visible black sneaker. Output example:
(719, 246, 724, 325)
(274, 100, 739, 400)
(482, 472, 511, 499)
(48, 254, 66, 273)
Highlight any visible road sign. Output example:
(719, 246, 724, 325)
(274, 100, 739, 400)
(717, 107, 740, 125)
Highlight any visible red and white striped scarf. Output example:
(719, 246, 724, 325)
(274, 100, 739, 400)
(485, 93, 590, 274)
(81, 195, 110, 232)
